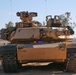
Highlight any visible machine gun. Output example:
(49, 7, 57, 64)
(16, 11, 37, 22)
(16, 11, 42, 28)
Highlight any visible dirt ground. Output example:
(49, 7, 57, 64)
(0, 39, 76, 75)
(0, 61, 76, 75)
(0, 39, 10, 46)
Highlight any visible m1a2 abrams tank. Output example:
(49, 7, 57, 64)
(0, 11, 76, 73)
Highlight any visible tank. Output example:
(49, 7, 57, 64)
(0, 11, 76, 73)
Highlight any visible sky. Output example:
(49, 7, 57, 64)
(0, 0, 76, 37)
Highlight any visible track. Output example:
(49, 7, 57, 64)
(2, 54, 17, 73)
(66, 52, 76, 72)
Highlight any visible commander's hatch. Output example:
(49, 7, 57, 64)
(46, 15, 61, 27)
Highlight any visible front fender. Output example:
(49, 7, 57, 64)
(0, 44, 17, 55)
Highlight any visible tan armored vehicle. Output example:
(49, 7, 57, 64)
(0, 11, 76, 73)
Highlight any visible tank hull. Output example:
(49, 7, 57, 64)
(17, 43, 66, 63)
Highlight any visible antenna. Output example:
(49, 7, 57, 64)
(45, 0, 47, 16)
(10, 0, 12, 21)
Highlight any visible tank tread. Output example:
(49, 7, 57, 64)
(66, 53, 76, 72)
(2, 55, 10, 73)
(2, 54, 17, 73)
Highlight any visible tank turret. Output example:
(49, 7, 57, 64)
(1, 11, 74, 43)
